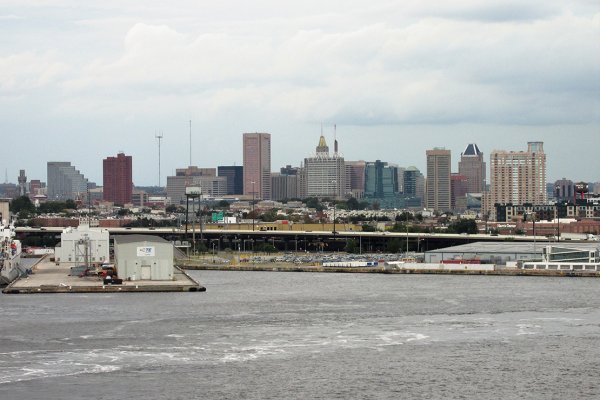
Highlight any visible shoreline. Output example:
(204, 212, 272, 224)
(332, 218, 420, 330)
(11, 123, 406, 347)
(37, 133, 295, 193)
(180, 262, 600, 277)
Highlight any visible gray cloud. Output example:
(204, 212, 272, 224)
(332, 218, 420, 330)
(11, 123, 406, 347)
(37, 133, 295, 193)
(0, 1, 598, 184)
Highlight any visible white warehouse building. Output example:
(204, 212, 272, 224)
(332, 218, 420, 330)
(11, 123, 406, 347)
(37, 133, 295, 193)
(113, 235, 174, 281)
(55, 223, 110, 266)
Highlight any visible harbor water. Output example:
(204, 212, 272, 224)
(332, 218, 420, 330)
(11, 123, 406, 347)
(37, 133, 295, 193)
(1, 271, 599, 399)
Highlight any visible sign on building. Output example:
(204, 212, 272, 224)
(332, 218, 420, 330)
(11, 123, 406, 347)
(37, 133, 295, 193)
(137, 246, 155, 257)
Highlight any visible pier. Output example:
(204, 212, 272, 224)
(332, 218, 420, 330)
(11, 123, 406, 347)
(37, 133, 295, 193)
(2, 257, 205, 294)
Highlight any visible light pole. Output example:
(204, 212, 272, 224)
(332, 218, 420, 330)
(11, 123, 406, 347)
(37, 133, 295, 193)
(406, 210, 409, 255)
(250, 181, 256, 232)
(331, 180, 337, 235)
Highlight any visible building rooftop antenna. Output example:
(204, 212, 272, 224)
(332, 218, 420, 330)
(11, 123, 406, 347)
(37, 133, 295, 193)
(155, 131, 164, 187)
(334, 124, 338, 154)
(189, 120, 192, 167)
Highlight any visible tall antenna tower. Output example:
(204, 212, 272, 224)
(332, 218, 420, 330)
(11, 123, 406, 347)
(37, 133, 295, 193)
(155, 131, 164, 187)
(189, 120, 192, 166)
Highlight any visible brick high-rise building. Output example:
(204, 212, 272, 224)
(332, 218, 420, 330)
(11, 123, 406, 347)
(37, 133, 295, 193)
(103, 153, 132, 205)
(490, 142, 547, 212)
(243, 133, 271, 200)
(425, 148, 451, 212)
(458, 143, 486, 194)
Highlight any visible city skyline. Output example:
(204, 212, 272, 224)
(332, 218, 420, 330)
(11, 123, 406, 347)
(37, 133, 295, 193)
(1, 133, 598, 188)
(1, 1, 598, 184)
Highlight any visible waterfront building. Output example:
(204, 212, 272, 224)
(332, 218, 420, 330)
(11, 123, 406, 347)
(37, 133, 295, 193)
(218, 166, 243, 195)
(458, 143, 486, 194)
(113, 235, 174, 281)
(425, 148, 451, 212)
(54, 223, 110, 266)
(103, 152, 133, 206)
(304, 135, 346, 199)
(47, 161, 89, 201)
(243, 133, 271, 200)
(490, 142, 547, 214)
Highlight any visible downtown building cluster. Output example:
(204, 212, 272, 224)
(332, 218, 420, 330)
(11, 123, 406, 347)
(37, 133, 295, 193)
(2, 133, 600, 223)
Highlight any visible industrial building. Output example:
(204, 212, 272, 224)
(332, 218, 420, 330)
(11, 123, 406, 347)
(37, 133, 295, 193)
(55, 223, 110, 266)
(113, 235, 175, 281)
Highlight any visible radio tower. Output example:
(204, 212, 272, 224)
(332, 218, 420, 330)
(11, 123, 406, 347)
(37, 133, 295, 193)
(155, 131, 164, 187)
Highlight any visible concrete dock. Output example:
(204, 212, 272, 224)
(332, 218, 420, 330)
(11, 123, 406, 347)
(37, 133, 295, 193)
(3, 258, 205, 294)
(181, 262, 600, 277)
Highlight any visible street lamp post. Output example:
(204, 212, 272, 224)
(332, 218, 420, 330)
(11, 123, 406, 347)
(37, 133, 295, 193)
(331, 180, 337, 235)
(250, 181, 256, 232)
(406, 210, 409, 255)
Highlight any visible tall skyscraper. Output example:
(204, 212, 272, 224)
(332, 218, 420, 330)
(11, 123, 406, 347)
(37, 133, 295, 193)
(218, 166, 243, 195)
(103, 152, 133, 205)
(425, 148, 451, 211)
(364, 160, 398, 199)
(345, 160, 366, 199)
(490, 142, 547, 208)
(458, 143, 486, 194)
(243, 133, 271, 200)
(304, 135, 346, 198)
(47, 162, 89, 201)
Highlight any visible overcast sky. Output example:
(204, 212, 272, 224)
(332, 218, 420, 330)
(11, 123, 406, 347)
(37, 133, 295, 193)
(1, 1, 599, 186)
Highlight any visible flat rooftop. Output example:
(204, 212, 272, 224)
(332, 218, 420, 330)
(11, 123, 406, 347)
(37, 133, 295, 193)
(427, 241, 600, 254)
(3, 258, 205, 294)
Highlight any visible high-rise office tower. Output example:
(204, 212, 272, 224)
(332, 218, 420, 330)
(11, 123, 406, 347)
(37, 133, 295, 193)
(425, 148, 451, 211)
(243, 133, 271, 200)
(345, 160, 366, 199)
(218, 166, 243, 195)
(458, 143, 486, 194)
(490, 142, 547, 207)
(103, 152, 133, 205)
(304, 135, 346, 198)
(364, 160, 398, 199)
(47, 162, 89, 201)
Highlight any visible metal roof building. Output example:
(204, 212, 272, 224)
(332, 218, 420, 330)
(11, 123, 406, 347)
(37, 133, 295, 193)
(114, 235, 175, 281)
(424, 241, 600, 265)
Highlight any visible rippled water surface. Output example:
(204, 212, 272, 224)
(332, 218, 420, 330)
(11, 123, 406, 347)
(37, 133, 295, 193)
(1, 271, 599, 399)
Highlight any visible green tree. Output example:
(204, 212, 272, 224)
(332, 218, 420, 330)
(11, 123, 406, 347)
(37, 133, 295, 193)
(217, 200, 230, 209)
(386, 238, 402, 253)
(10, 196, 35, 214)
(345, 238, 359, 254)
(447, 219, 478, 234)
